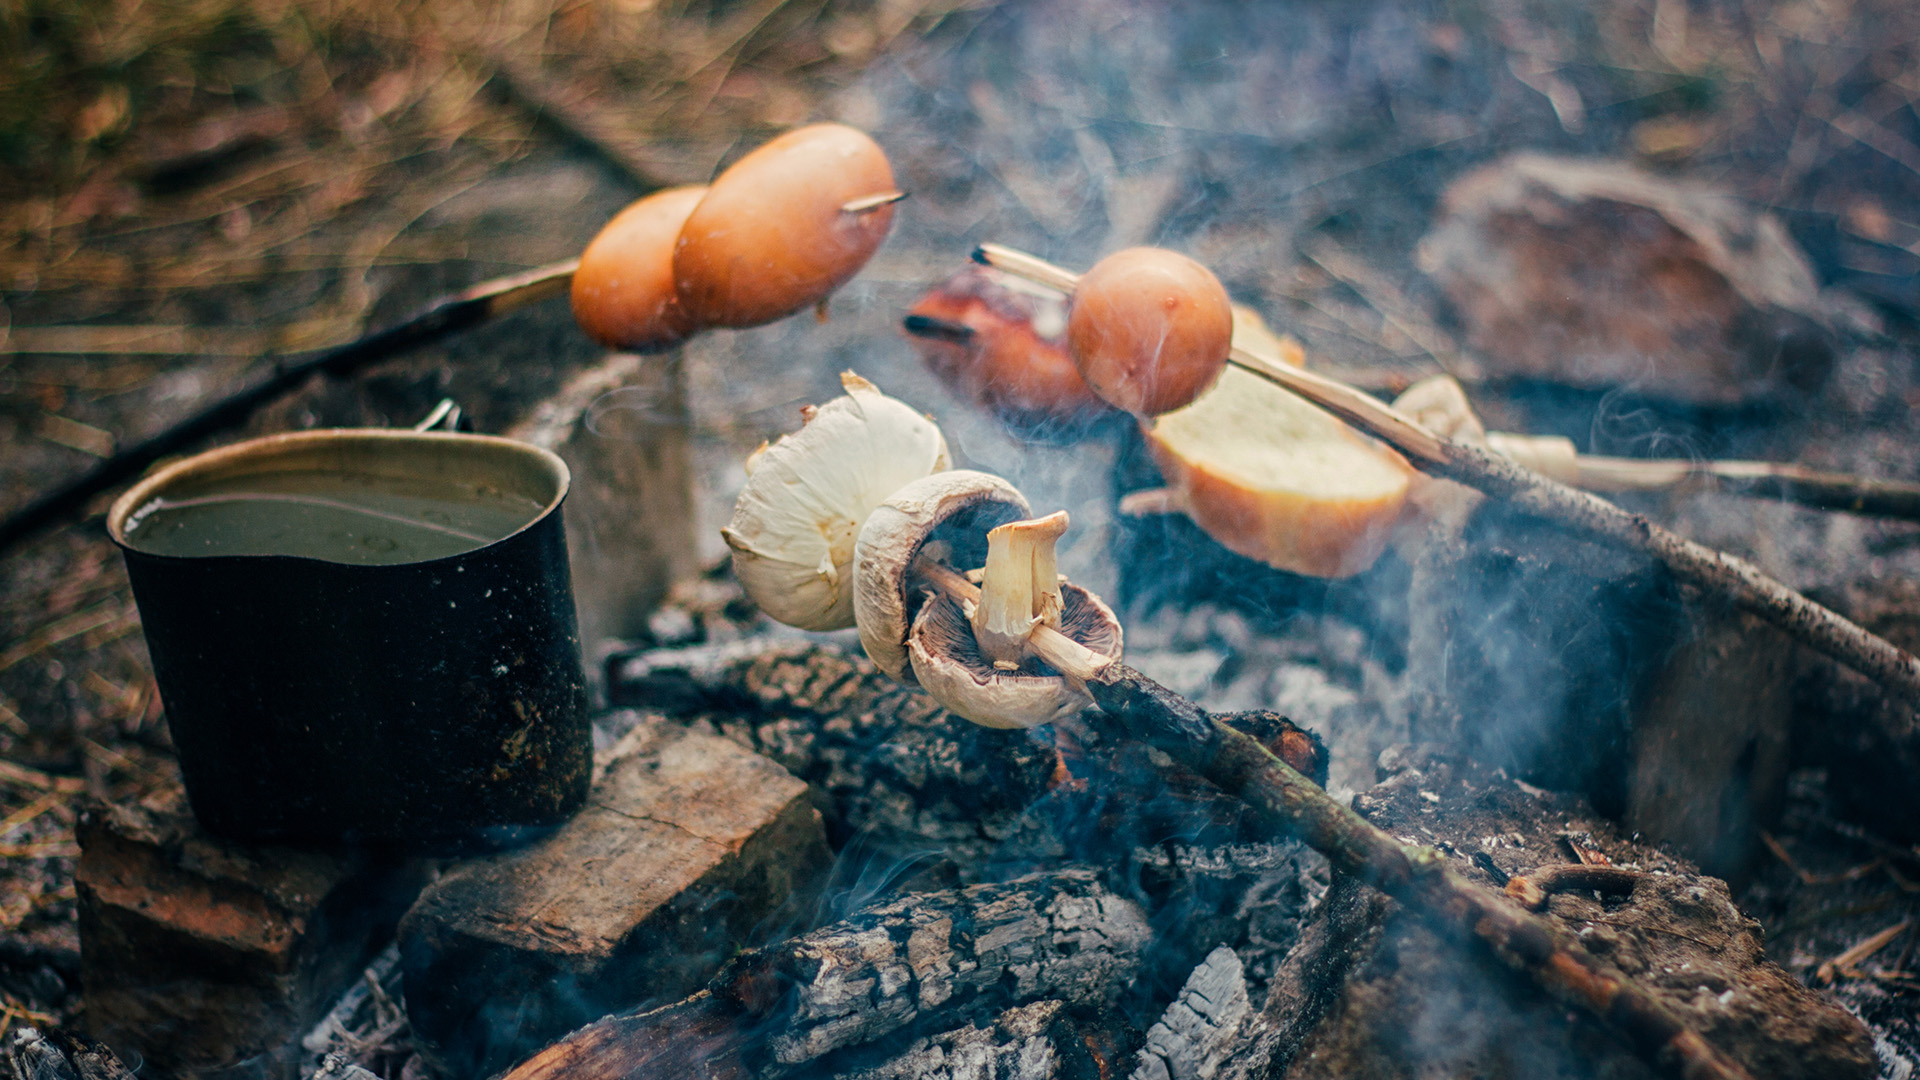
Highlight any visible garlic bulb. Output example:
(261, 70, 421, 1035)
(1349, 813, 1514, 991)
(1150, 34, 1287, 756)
(722, 371, 951, 630)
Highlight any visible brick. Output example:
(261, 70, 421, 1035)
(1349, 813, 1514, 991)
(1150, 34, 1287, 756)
(75, 785, 426, 1079)
(399, 718, 830, 1078)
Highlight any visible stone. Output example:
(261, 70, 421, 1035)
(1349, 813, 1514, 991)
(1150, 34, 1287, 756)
(505, 352, 697, 645)
(74, 785, 426, 1079)
(1404, 501, 1794, 881)
(399, 718, 830, 1079)
(1418, 153, 1834, 406)
(1796, 576, 1920, 840)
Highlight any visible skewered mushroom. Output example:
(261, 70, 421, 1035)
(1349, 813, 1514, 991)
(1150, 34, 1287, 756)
(851, 469, 1030, 683)
(854, 487, 1122, 728)
(721, 372, 950, 631)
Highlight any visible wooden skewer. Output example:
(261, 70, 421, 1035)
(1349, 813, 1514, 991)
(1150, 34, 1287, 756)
(0, 259, 579, 556)
(1477, 431, 1920, 522)
(971, 242, 1920, 709)
(841, 191, 909, 214)
(911, 554, 1752, 1080)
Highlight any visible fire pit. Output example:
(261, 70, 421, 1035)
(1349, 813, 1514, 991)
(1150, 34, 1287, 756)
(6, 2, 1920, 1080)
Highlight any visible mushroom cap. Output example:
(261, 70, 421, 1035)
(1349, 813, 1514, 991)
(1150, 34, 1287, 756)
(852, 470, 1029, 683)
(908, 583, 1124, 729)
(723, 372, 950, 631)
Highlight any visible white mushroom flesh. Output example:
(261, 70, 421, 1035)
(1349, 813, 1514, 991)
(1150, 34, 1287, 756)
(722, 371, 950, 631)
(969, 511, 1069, 669)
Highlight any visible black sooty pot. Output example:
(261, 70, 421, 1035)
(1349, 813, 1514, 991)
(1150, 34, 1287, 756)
(107, 430, 591, 853)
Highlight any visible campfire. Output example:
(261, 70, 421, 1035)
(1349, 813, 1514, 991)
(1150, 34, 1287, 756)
(5, 3, 1920, 1080)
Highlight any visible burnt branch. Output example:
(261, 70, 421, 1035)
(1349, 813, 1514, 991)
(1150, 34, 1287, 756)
(1504, 865, 1651, 911)
(1082, 662, 1757, 1080)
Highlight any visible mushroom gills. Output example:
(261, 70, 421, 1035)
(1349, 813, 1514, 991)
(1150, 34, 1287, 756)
(909, 581, 1124, 729)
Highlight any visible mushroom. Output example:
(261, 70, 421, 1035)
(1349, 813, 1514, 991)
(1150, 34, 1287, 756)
(854, 475, 1122, 729)
(909, 514, 1123, 729)
(851, 470, 1030, 683)
(721, 372, 950, 631)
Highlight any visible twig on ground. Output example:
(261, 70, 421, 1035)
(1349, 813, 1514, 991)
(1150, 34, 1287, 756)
(1817, 919, 1914, 984)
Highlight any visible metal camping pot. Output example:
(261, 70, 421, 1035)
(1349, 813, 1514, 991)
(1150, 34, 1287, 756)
(107, 429, 592, 852)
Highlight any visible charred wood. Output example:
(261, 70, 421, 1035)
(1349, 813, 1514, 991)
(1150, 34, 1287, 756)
(1083, 666, 1771, 1080)
(1129, 946, 1264, 1080)
(400, 720, 831, 1079)
(1265, 750, 1876, 1080)
(499, 868, 1152, 1080)
(607, 642, 1060, 870)
(1797, 577, 1920, 840)
(826, 1000, 1108, 1080)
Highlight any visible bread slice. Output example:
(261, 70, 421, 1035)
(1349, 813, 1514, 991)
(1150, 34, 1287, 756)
(1143, 363, 1413, 578)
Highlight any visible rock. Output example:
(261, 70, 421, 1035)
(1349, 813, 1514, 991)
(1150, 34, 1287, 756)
(74, 785, 426, 1079)
(505, 352, 697, 644)
(1418, 154, 1834, 406)
(1264, 749, 1876, 1080)
(399, 718, 831, 1079)
(1404, 501, 1794, 881)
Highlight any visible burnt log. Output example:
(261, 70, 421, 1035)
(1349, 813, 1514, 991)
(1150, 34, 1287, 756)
(1129, 946, 1263, 1080)
(608, 642, 1058, 872)
(1403, 499, 1795, 880)
(827, 1000, 1109, 1080)
(400, 719, 831, 1079)
(505, 351, 697, 644)
(5, 1028, 138, 1080)
(1262, 748, 1876, 1080)
(500, 868, 1152, 1080)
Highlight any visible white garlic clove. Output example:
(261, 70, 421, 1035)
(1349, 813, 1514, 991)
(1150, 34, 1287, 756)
(722, 371, 950, 631)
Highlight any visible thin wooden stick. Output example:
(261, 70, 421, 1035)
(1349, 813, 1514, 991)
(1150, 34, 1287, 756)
(910, 559, 1753, 1080)
(0, 259, 578, 556)
(1574, 455, 1920, 521)
(971, 243, 1920, 709)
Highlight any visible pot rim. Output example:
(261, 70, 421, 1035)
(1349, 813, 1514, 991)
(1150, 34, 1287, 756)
(107, 428, 571, 564)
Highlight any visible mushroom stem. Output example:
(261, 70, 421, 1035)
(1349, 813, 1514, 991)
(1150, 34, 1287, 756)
(970, 512, 1069, 668)
(908, 549, 1749, 1080)
(915, 559, 1110, 683)
(970, 242, 1920, 710)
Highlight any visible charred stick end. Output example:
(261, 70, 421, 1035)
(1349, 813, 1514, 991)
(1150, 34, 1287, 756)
(902, 313, 978, 345)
